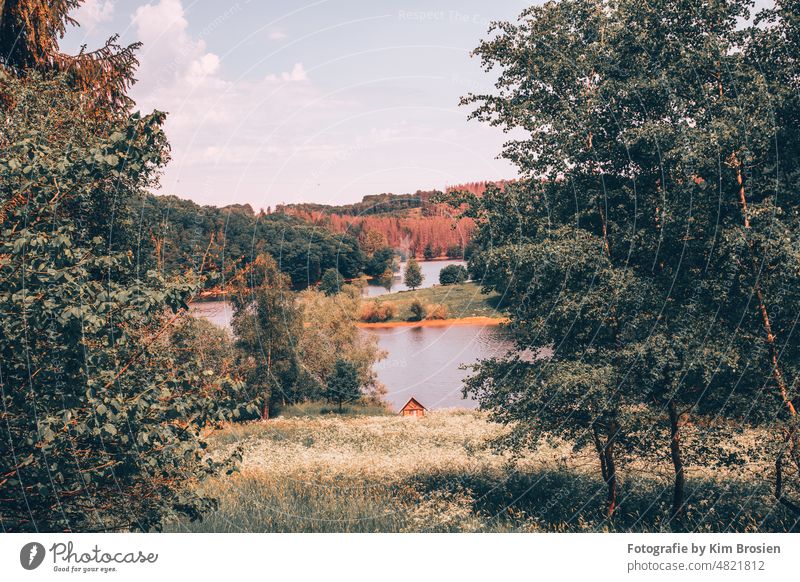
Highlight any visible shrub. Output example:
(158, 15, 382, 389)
(408, 299, 427, 321)
(425, 303, 449, 320)
(360, 300, 396, 322)
(439, 264, 468, 285)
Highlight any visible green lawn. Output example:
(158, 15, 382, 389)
(367, 282, 505, 321)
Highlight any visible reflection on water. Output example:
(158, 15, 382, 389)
(362, 325, 513, 411)
(363, 259, 467, 297)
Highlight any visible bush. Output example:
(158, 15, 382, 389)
(439, 264, 468, 285)
(425, 303, 449, 320)
(359, 300, 396, 322)
(408, 299, 427, 321)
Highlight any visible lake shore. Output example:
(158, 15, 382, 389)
(357, 315, 508, 328)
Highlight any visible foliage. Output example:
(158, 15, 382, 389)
(408, 299, 427, 322)
(318, 268, 344, 296)
(459, 0, 800, 521)
(359, 300, 397, 323)
(0, 0, 141, 111)
(424, 303, 449, 320)
(404, 257, 423, 290)
(141, 194, 364, 289)
(364, 246, 395, 278)
(438, 264, 468, 286)
(230, 254, 302, 418)
(325, 360, 362, 412)
(297, 287, 386, 404)
(0, 74, 245, 532)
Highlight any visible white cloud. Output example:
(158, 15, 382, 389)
(268, 30, 288, 41)
(264, 62, 308, 83)
(74, 0, 115, 30)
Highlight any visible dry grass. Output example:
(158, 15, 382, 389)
(169, 411, 799, 533)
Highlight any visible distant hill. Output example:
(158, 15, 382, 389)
(277, 180, 513, 257)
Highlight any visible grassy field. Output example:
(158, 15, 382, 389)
(168, 410, 798, 533)
(364, 282, 505, 322)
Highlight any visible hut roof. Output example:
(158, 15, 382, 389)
(400, 397, 426, 411)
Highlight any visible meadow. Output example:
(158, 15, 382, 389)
(167, 410, 798, 533)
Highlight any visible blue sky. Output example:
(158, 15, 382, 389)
(61, 1, 532, 209)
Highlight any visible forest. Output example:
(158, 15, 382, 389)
(2, 0, 800, 534)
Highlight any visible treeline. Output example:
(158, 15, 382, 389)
(278, 190, 437, 216)
(295, 211, 476, 259)
(140, 194, 364, 289)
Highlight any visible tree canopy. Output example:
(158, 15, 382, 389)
(460, 0, 800, 522)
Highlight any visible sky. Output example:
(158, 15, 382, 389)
(60, 0, 533, 209)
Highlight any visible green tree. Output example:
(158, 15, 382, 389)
(325, 360, 362, 412)
(230, 254, 302, 418)
(408, 299, 427, 322)
(364, 246, 394, 277)
(0, 74, 248, 532)
(404, 257, 423, 290)
(460, 0, 800, 522)
(319, 268, 345, 296)
(297, 287, 386, 404)
(423, 243, 435, 260)
(439, 264, 468, 286)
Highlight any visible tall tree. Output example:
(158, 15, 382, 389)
(404, 257, 423, 290)
(325, 360, 362, 412)
(0, 72, 249, 532)
(0, 0, 141, 111)
(460, 0, 800, 522)
(230, 254, 302, 419)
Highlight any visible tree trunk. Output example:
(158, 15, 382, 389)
(262, 347, 272, 421)
(668, 401, 686, 525)
(604, 429, 618, 518)
(730, 155, 800, 492)
(593, 422, 618, 518)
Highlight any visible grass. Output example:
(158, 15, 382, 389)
(169, 411, 799, 533)
(277, 401, 393, 418)
(366, 282, 505, 322)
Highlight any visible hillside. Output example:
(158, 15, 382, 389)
(277, 181, 514, 257)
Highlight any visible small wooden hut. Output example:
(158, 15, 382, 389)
(400, 397, 426, 417)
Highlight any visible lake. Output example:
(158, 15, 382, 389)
(363, 259, 467, 297)
(190, 259, 512, 411)
(363, 324, 513, 411)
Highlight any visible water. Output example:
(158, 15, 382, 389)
(190, 290, 514, 411)
(363, 259, 467, 297)
(363, 325, 513, 411)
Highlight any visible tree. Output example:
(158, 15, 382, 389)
(364, 246, 394, 277)
(361, 229, 388, 256)
(459, 0, 800, 522)
(230, 254, 302, 419)
(319, 268, 344, 296)
(408, 299, 427, 322)
(439, 264, 468, 286)
(404, 257, 423, 290)
(423, 242, 435, 260)
(0, 73, 249, 532)
(0, 0, 141, 111)
(325, 360, 362, 412)
(297, 287, 386, 404)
